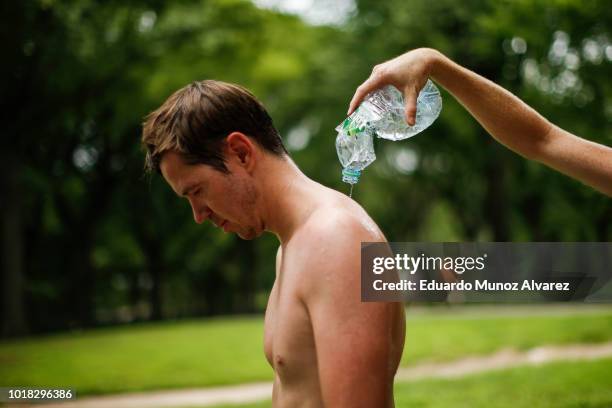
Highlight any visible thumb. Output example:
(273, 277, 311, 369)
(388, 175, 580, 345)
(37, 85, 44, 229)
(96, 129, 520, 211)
(404, 87, 418, 126)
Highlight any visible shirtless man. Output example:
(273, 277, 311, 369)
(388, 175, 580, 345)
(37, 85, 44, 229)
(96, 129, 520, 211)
(142, 80, 405, 407)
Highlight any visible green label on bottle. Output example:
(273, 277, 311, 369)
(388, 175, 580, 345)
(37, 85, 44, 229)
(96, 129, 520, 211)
(342, 117, 366, 137)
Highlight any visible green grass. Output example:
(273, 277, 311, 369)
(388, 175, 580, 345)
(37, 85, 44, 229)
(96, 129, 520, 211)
(1, 306, 611, 395)
(209, 358, 612, 408)
(394, 358, 612, 408)
(0, 316, 270, 394)
(400, 306, 612, 365)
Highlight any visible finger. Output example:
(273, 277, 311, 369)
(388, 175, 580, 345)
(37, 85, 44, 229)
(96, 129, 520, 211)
(348, 76, 383, 115)
(404, 87, 418, 126)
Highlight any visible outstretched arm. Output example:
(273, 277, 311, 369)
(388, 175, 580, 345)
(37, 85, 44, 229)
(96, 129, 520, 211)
(348, 48, 612, 196)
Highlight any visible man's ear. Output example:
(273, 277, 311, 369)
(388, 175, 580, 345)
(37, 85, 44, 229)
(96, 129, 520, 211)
(225, 132, 256, 171)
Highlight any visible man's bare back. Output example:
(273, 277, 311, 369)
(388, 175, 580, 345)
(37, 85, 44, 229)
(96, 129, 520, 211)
(264, 183, 405, 407)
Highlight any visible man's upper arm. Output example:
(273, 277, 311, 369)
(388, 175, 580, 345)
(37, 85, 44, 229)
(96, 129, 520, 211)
(299, 222, 398, 407)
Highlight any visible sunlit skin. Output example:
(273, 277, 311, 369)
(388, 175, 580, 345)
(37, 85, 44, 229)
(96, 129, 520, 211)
(159, 132, 405, 407)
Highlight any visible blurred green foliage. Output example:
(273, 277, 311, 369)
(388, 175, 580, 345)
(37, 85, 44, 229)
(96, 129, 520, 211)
(1, 0, 610, 335)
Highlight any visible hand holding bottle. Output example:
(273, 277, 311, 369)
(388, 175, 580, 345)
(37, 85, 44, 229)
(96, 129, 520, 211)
(336, 49, 442, 187)
(348, 48, 441, 126)
(348, 47, 612, 195)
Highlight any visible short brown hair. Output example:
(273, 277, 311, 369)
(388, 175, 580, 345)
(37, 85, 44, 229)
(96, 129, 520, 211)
(142, 80, 287, 174)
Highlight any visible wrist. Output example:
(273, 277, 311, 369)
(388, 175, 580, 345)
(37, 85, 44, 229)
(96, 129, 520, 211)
(422, 48, 446, 80)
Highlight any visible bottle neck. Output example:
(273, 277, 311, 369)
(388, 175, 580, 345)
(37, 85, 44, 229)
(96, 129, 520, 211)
(342, 168, 361, 185)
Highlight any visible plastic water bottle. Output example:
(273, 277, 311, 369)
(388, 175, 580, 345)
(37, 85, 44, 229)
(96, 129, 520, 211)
(335, 128, 376, 186)
(335, 80, 442, 186)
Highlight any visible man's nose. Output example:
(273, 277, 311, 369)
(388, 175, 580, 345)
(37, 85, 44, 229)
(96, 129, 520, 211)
(189, 202, 210, 224)
(193, 207, 204, 224)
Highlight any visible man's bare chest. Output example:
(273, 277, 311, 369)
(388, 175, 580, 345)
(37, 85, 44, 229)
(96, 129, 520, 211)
(263, 277, 318, 378)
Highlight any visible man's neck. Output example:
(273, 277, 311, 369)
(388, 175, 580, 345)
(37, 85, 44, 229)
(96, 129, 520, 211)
(257, 155, 322, 243)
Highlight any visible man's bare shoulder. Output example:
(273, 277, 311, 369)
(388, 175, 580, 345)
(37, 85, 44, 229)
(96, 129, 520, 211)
(288, 199, 386, 298)
(315, 194, 385, 237)
(297, 202, 384, 250)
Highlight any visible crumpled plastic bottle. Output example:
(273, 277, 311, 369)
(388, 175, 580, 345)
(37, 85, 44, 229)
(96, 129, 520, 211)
(335, 81, 442, 185)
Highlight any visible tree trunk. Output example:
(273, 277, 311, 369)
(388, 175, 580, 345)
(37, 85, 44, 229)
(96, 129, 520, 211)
(237, 240, 256, 313)
(485, 143, 510, 241)
(72, 231, 96, 327)
(1, 154, 28, 337)
(147, 241, 163, 321)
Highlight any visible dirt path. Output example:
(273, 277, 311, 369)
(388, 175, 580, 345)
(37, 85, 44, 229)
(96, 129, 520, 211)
(33, 341, 612, 408)
(396, 341, 612, 381)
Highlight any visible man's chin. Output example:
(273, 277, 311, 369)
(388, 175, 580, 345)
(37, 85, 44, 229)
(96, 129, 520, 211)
(237, 228, 260, 240)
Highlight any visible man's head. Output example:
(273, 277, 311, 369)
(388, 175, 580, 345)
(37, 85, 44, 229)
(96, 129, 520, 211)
(142, 80, 288, 239)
